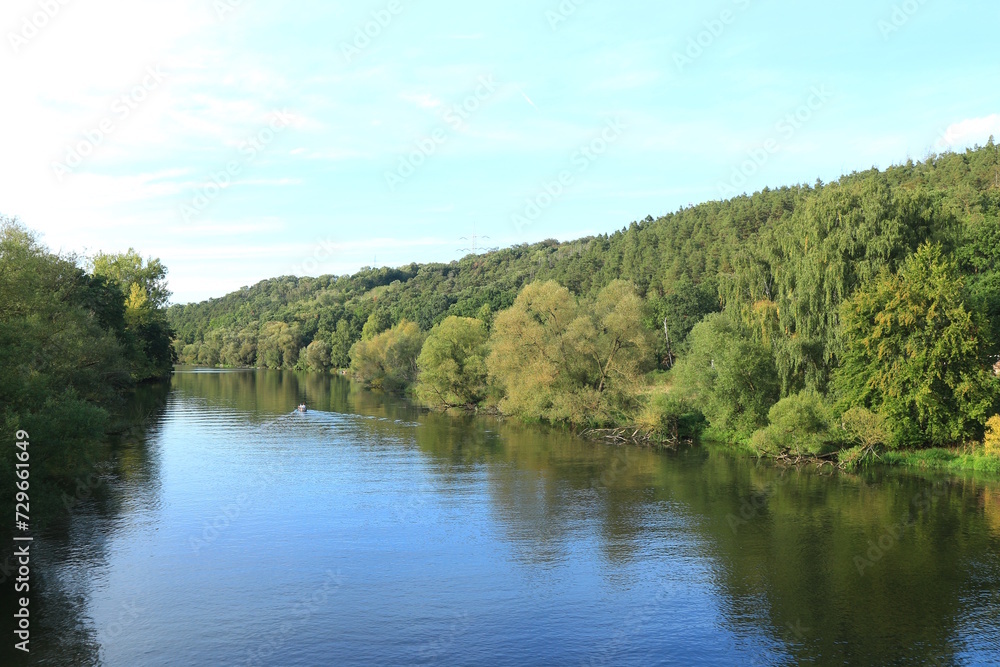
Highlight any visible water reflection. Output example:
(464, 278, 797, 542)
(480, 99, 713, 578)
(0, 381, 170, 667)
(11, 370, 1000, 666)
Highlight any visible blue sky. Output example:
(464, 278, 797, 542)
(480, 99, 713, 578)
(2, 0, 998, 303)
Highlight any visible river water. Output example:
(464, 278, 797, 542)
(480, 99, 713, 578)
(9, 369, 1000, 666)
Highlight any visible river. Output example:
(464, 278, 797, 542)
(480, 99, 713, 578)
(9, 369, 1000, 666)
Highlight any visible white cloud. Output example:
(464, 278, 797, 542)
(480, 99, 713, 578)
(400, 92, 443, 109)
(937, 114, 1000, 150)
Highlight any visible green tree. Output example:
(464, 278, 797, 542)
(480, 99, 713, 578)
(415, 317, 490, 409)
(91, 248, 175, 379)
(361, 307, 392, 340)
(91, 248, 171, 309)
(257, 321, 300, 369)
(0, 219, 169, 521)
(674, 312, 780, 439)
(835, 243, 998, 447)
(330, 319, 356, 369)
(349, 320, 424, 392)
(302, 339, 331, 373)
(487, 281, 579, 422)
(487, 280, 652, 425)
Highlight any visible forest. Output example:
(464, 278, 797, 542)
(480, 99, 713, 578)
(161, 141, 1000, 467)
(0, 219, 175, 519)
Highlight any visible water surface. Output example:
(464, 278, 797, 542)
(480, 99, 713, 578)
(8, 369, 1000, 666)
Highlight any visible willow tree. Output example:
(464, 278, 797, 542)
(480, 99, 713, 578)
(487, 280, 652, 425)
(349, 320, 424, 392)
(720, 176, 942, 395)
(835, 243, 998, 448)
(415, 316, 490, 409)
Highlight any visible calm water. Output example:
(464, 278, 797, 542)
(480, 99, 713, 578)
(6, 369, 1000, 666)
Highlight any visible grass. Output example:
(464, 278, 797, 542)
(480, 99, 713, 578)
(879, 446, 1000, 475)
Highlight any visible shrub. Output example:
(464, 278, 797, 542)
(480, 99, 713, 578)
(985, 415, 1000, 458)
(840, 407, 891, 450)
(751, 390, 834, 456)
(636, 393, 704, 443)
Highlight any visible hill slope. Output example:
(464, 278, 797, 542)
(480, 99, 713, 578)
(168, 142, 1000, 374)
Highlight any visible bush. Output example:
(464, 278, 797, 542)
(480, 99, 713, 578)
(751, 390, 834, 456)
(985, 415, 1000, 458)
(840, 407, 891, 450)
(636, 393, 704, 443)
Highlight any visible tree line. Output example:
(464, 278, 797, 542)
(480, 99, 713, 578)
(167, 141, 1000, 465)
(0, 218, 174, 519)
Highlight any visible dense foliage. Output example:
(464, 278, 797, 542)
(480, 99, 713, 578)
(349, 320, 425, 393)
(167, 142, 1000, 455)
(487, 280, 653, 425)
(835, 243, 996, 448)
(0, 218, 174, 518)
(415, 317, 490, 409)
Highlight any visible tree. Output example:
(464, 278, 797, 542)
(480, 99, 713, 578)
(257, 321, 300, 369)
(361, 307, 392, 340)
(487, 280, 652, 425)
(349, 320, 424, 392)
(487, 281, 579, 422)
(645, 277, 719, 367)
(302, 339, 332, 373)
(91, 248, 171, 310)
(0, 219, 170, 520)
(415, 317, 490, 409)
(674, 312, 780, 439)
(751, 390, 834, 456)
(330, 319, 355, 369)
(835, 243, 998, 448)
(91, 248, 175, 379)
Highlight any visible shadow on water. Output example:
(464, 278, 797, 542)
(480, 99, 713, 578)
(0, 381, 170, 666)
